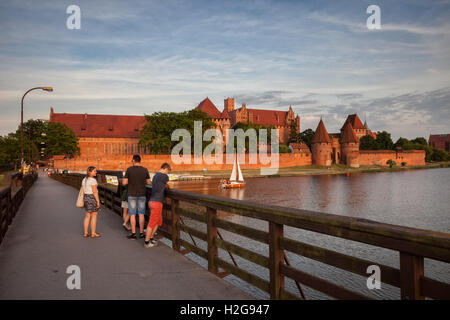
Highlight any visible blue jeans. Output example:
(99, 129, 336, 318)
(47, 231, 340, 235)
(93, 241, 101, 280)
(128, 196, 146, 215)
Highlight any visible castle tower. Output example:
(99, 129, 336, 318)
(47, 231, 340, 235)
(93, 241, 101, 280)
(311, 119, 332, 166)
(340, 121, 360, 168)
(224, 97, 235, 112)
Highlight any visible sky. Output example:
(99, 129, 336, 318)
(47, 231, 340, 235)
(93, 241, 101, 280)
(1, 0, 449, 140)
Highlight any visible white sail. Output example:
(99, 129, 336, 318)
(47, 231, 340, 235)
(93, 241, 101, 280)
(230, 154, 237, 181)
(230, 153, 244, 182)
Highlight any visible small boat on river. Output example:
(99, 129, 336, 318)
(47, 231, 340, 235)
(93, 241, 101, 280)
(221, 153, 245, 189)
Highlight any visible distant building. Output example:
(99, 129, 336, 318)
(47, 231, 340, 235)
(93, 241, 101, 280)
(429, 134, 450, 152)
(311, 114, 378, 167)
(195, 97, 300, 144)
(49, 108, 147, 158)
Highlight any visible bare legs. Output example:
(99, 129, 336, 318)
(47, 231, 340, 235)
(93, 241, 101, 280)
(144, 225, 158, 242)
(90, 212, 99, 236)
(130, 214, 145, 234)
(122, 207, 130, 229)
(84, 212, 91, 235)
(83, 211, 99, 237)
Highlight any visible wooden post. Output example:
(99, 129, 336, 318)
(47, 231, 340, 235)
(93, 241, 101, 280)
(206, 207, 218, 274)
(269, 221, 284, 300)
(400, 252, 424, 300)
(171, 199, 180, 251)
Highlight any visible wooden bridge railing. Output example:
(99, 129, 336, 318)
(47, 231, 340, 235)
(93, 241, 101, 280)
(51, 173, 450, 300)
(0, 171, 38, 245)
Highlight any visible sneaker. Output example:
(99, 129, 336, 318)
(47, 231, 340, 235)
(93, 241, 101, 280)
(144, 240, 157, 248)
(127, 233, 137, 240)
(139, 233, 145, 239)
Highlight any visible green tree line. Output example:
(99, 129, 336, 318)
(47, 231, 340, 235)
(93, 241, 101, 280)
(0, 119, 79, 168)
(360, 132, 449, 162)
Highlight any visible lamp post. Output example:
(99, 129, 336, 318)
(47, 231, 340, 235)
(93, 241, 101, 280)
(21, 87, 53, 168)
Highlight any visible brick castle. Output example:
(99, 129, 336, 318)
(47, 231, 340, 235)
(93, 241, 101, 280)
(49, 98, 425, 171)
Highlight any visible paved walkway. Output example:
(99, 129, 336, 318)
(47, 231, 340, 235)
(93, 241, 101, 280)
(0, 172, 251, 299)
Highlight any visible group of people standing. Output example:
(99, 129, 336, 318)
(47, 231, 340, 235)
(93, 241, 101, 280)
(81, 154, 171, 248)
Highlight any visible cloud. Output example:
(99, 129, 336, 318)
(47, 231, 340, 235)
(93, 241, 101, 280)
(235, 91, 318, 109)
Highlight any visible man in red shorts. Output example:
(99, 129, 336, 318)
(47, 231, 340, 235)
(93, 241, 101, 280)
(144, 162, 172, 248)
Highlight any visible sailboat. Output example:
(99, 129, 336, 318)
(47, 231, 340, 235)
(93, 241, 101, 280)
(221, 152, 245, 189)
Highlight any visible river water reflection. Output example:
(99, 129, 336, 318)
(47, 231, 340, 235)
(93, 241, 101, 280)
(169, 168, 450, 299)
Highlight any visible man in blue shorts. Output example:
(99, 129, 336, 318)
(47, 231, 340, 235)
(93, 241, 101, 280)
(122, 154, 150, 239)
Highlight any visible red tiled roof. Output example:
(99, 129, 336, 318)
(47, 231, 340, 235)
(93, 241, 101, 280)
(50, 111, 146, 138)
(340, 121, 359, 143)
(429, 134, 450, 143)
(312, 119, 331, 143)
(245, 108, 288, 126)
(220, 108, 230, 119)
(289, 142, 311, 153)
(341, 114, 365, 130)
(195, 97, 221, 119)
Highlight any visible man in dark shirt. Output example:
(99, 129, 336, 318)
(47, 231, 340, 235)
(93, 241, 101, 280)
(144, 162, 172, 248)
(122, 154, 150, 239)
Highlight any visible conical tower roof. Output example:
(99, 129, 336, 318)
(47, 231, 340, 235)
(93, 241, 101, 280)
(340, 120, 359, 143)
(312, 119, 331, 143)
(196, 97, 221, 118)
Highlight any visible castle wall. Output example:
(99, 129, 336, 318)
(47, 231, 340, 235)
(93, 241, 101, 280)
(78, 137, 144, 158)
(341, 142, 359, 167)
(53, 153, 312, 172)
(311, 143, 332, 166)
(359, 150, 425, 166)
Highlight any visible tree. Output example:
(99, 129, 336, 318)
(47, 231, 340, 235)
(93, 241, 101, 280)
(299, 129, 315, 149)
(410, 137, 427, 146)
(45, 122, 80, 157)
(360, 135, 379, 150)
(228, 121, 276, 153)
(394, 137, 410, 149)
(375, 131, 394, 150)
(0, 133, 20, 168)
(140, 109, 217, 154)
(288, 120, 300, 143)
(386, 159, 396, 168)
(431, 148, 450, 162)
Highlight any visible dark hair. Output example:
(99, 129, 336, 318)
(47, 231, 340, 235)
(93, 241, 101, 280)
(132, 154, 141, 163)
(161, 162, 171, 171)
(86, 166, 96, 178)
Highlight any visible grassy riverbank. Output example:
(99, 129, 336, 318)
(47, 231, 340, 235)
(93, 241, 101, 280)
(171, 161, 450, 179)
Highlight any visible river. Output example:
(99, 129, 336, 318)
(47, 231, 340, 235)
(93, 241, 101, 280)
(163, 168, 450, 299)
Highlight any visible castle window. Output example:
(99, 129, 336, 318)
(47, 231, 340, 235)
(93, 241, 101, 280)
(87, 148, 90, 154)
(118, 144, 121, 154)
(125, 143, 128, 154)
(131, 144, 135, 154)
(104, 143, 108, 155)
(111, 143, 115, 154)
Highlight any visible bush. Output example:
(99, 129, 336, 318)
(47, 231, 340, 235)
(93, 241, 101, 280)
(278, 144, 292, 153)
(401, 162, 406, 167)
(386, 159, 396, 168)
(431, 148, 450, 162)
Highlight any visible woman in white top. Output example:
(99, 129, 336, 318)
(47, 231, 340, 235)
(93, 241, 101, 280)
(82, 166, 101, 238)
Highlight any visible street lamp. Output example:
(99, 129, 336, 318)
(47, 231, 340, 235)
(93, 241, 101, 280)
(21, 87, 53, 168)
